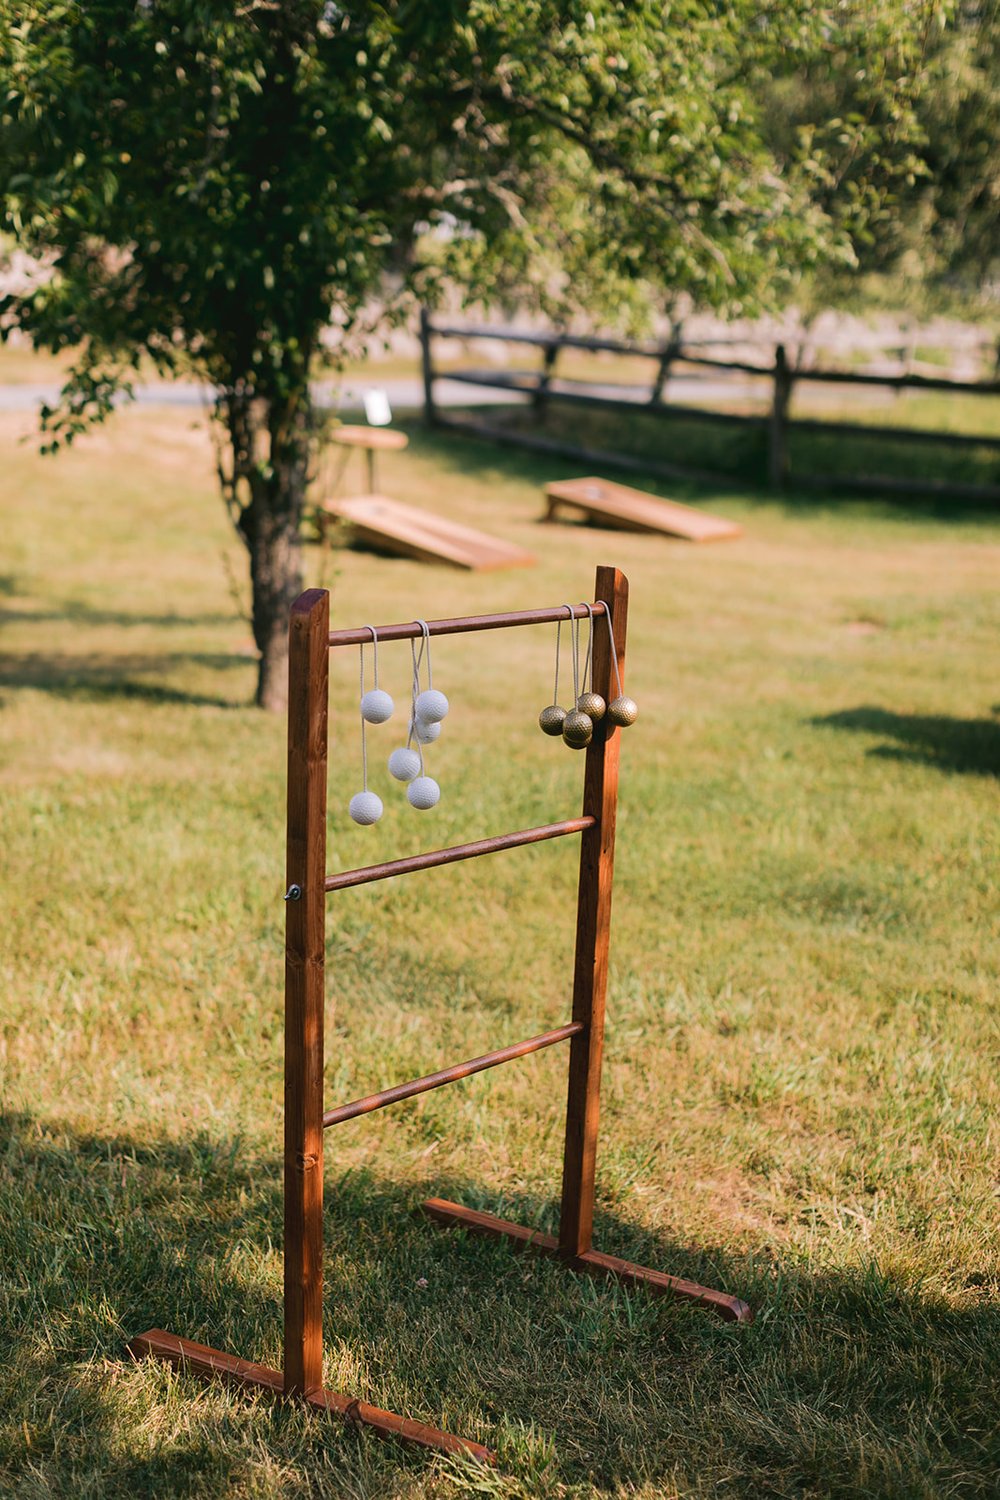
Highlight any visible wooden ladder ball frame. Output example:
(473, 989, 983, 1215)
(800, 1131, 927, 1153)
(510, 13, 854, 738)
(130, 564, 752, 1465)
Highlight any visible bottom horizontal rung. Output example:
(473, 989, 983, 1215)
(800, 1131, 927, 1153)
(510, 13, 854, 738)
(323, 1022, 583, 1127)
(128, 1329, 494, 1463)
(421, 1200, 753, 1323)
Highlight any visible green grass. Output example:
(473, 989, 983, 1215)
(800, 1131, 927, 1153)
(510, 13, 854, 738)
(485, 386, 1000, 496)
(1, 401, 999, 1498)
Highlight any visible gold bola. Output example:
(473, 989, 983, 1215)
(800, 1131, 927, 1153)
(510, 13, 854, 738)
(539, 601, 637, 747)
(607, 694, 638, 727)
(562, 709, 593, 749)
(538, 703, 567, 736)
(576, 691, 606, 722)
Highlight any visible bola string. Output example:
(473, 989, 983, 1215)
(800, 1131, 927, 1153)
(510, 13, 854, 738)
(567, 603, 581, 702)
(580, 603, 595, 693)
(352, 620, 447, 824)
(351, 625, 391, 825)
(359, 625, 378, 791)
(556, 603, 574, 704)
(538, 609, 574, 741)
(416, 617, 433, 688)
(415, 621, 432, 773)
(539, 597, 632, 745)
(605, 610, 624, 697)
(406, 619, 444, 810)
(407, 632, 424, 750)
(560, 603, 576, 704)
(552, 612, 563, 707)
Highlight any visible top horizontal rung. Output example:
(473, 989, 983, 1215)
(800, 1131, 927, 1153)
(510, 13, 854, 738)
(327, 601, 608, 648)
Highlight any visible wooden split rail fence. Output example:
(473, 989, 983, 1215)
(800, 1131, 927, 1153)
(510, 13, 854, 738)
(419, 309, 1000, 504)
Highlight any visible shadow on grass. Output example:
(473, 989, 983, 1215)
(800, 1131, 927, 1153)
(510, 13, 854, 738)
(1, 1111, 996, 1497)
(814, 705, 1000, 778)
(399, 413, 1000, 525)
(0, 651, 252, 709)
(0, 571, 242, 630)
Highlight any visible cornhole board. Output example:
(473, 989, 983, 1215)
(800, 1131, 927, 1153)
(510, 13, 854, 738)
(544, 477, 742, 542)
(322, 493, 535, 572)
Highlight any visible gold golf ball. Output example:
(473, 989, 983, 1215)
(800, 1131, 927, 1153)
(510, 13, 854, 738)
(576, 691, 606, 722)
(607, 695, 638, 727)
(538, 703, 567, 737)
(562, 710, 593, 749)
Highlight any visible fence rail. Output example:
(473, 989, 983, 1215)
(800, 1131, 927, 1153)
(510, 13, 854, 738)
(419, 309, 1000, 503)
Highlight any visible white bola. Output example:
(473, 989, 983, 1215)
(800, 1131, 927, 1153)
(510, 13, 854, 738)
(349, 789, 383, 825)
(387, 746, 421, 782)
(414, 688, 449, 725)
(360, 688, 394, 724)
(406, 776, 440, 810)
(410, 716, 441, 744)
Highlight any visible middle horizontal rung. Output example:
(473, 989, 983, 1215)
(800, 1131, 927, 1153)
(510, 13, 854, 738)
(324, 817, 594, 893)
(323, 1022, 583, 1128)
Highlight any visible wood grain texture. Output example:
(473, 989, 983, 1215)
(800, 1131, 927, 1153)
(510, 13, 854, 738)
(283, 590, 329, 1396)
(544, 478, 742, 542)
(559, 566, 627, 1259)
(420, 1204, 753, 1324)
(321, 493, 535, 571)
(325, 816, 594, 892)
(323, 1023, 583, 1127)
(327, 602, 605, 649)
(331, 425, 409, 451)
(129, 1331, 495, 1462)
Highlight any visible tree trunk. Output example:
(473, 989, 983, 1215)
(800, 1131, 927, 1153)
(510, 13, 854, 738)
(248, 499, 303, 711)
(226, 389, 311, 712)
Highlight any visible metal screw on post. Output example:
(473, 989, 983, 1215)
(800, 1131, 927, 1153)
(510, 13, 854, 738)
(284, 884, 302, 902)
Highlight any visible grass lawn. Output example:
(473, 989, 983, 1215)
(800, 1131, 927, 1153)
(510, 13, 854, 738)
(482, 387, 1000, 496)
(1, 400, 998, 1498)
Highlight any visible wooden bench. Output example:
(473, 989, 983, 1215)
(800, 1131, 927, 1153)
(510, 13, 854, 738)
(321, 494, 535, 572)
(544, 477, 742, 542)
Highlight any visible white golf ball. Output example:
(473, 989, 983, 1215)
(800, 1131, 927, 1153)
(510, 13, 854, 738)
(348, 790, 383, 825)
(406, 776, 440, 810)
(360, 688, 394, 724)
(415, 688, 449, 725)
(410, 716, 441, 744)
(388, 746, 421, 782)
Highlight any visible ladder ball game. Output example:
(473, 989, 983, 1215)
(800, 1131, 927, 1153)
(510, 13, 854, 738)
(129, 565, 752, 1465)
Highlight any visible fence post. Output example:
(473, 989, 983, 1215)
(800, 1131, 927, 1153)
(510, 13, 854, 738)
(649, 319, 682, 405)
(534, 339, 560, 419)
(283, 588, 329, 1397)
(419, 306, 437, 426)
(769, 342, 791, 490)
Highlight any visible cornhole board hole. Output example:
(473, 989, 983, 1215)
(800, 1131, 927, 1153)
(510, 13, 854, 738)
(322, 494, 535, 572)
(544, 477, 742, 542)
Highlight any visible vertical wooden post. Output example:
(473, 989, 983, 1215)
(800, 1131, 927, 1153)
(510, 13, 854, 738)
(419, 306, 437, 427)
(283, 588, 329, 1396)
(768, 342, 791, 490)
(533, 339, 560, 418)
(648, 320, 682, 406)
(559, 565, 628, 1258)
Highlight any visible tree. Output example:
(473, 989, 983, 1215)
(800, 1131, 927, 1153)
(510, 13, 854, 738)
(913, 0, 1000, 297)
(0, 1, 938, 707)
(759, 0, 999, 313)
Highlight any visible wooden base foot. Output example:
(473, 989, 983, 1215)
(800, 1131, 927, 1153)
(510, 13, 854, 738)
(422, 1199, 753, 1324)
(128, 1329, 495, 1464)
